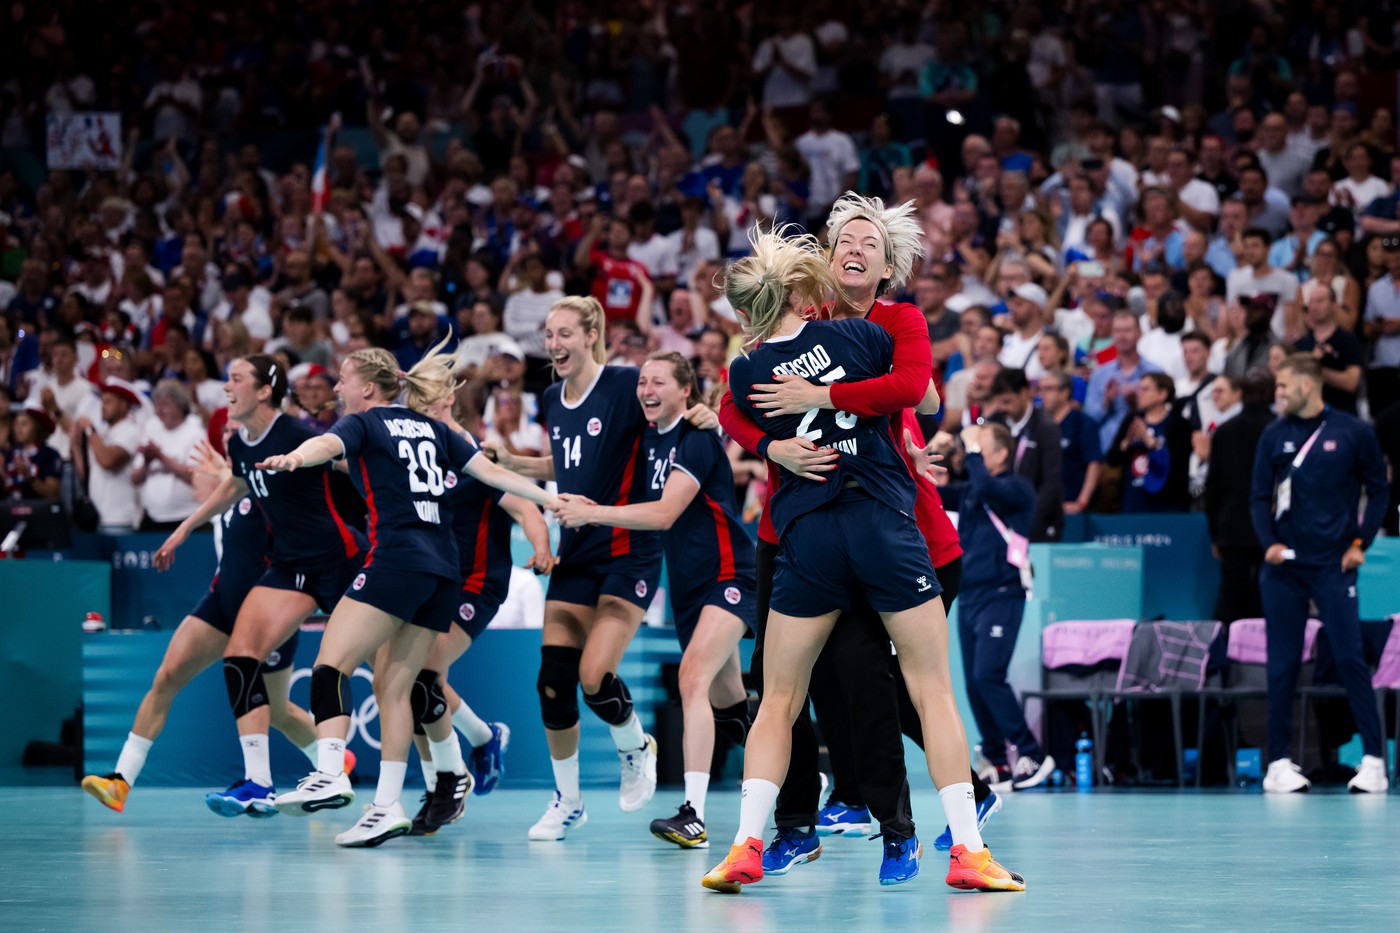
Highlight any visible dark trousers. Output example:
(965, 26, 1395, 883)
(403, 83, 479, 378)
(1368, 367, 1399, 421)
(1260, 561, 1383, 762)
(959, 584, 1041, 764)
(1215, 545, 1264, 624)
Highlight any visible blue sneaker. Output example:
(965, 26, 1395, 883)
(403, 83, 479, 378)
(877, 831, 923, 886)
(761, 826, 822, 875)
(205, 779, 277, 818)
(933, 789, 1002, 850)
(816, 800, 872, 836)
(469, 722, 511, 796)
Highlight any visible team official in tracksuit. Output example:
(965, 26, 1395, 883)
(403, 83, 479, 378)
(941, 422, 1052, 789)
(1249, 353, 1390, 794)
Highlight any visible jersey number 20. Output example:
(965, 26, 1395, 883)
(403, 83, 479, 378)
(398, 439, 445, 495)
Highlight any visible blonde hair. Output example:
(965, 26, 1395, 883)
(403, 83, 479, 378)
(346, 331, 460, 413)
(824, 192, 924, 295)
(548, 295, 607, 365)
(725, 228, 841, 349)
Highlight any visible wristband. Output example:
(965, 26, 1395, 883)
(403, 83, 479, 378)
(1352, 538, 1364, 550)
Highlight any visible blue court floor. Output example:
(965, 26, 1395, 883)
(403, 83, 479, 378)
(5, 782, 1397, 932)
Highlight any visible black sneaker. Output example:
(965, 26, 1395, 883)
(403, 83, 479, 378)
(649, 802, 709, 849)
(414, 772, 473, 835)
(408, 792, 434, 836)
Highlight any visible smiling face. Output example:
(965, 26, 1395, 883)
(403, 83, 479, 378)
(636, 359, 688, 426)
(544, 307, 598, 381)
(224, 359, 266, 422)
(830, 218, 891, 300)
(335, 358, 375, 415)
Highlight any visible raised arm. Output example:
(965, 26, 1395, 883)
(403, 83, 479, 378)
(463, 451, 559, 509)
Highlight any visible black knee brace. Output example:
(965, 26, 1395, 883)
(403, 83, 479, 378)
(582, 671, 634, 726)
(537, 645, 582, 730)
(310, 664, 353, 724)
(412, 670, 449, 726)
(712, 699, 752, 747)
(223, 656, 268, 718)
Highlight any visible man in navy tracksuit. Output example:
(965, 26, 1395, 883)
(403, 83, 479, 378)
(944, 423, 1054, 790)
(1249, 353, 1390, 794)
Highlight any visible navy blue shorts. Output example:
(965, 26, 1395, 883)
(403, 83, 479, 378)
(771, 492, 940, 618)
(347, 565, 459, 633)
(453, 586, 506, 641)
(672, 579, 757, 650)
(190, 587, 299, 673)
(547, 552, 662, 611)
(258, 556, 364, 614)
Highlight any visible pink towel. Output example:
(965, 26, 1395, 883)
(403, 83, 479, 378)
(1228, 618, 1321, 665)
(1041, 619, 1137, 669)
(1372, 615, 1400, 690)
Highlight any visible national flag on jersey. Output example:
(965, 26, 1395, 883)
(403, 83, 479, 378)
(311, 124, 332, 216)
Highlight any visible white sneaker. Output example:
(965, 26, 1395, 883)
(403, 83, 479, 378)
(1010, 755, 1055, 791)
(274, 770, 355, 816)
(618, 734, 658, 812)
(1263, 758, 1312, 794)
(973, 744, 998, 784)
(334, 801, 412, 847)
(528, 791, 588, 840)
(1347, 755, 1389, 794)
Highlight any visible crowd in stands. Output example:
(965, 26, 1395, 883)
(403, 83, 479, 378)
(1, 0, 1399, 563)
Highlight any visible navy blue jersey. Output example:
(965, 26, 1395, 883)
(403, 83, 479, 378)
(228, 414, 365, 569)
(643, 419, 756, 608)
(331, 406, 479, 580)
(539, 366, 659, 565)
(213, 495, 271, 595)
(728, 318, 914, 538)
(449, 468, 512, 599)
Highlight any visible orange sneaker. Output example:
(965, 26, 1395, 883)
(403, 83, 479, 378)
(344, 748, 358, 775)
(945, 844, 1025, 892)
(82, 773, 131, 813)
(701, 837, 764, 893)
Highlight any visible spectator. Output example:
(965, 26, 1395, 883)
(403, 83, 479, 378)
(1223, 294, 1281, 380)
(2, 406, 61, 500)
(265, 305, 333, 369)
(73, 381, 142, 533)
(1363, 236, 1400, 416)
(132, 380, 203, 531)
(1225, 228, 1300, 339)
(666, 192, 724, 288)
(1107, 371, 1191, 513)
(575, 215, 655, 335)
(1205, 371, 1274, 625)
(1255, 114, 1312, 198)
(1302, 238, 1361, 331)
(501, 251, 564, 392)
(393, 302, 452, 373)
(292, 370, 338, 434)
(1266, 197, 1325, 281)
(794, 99, 860, 228)
(1166, 147, 1219, 233)
(274, 249, 330, 322)
(1234, 165, 1290, 238)
(483, 385, 546, 460)
(944, 337, 1004, 430)
(1186, 375, 1244, 510)
(752, 14, 816, 109)
(1085, 310, 1164, 451)
(1034, 334, 1085, 403)
(1205, 198, 1249, 279)
(1294, 287, 1364, 415)
(997, 283, 1051, 379)
(1250, 354, 1389, 794)
(1037, 369, 1102, 517)
(1332, 143, 1391, 219)
(986, 367, 1064, 542)
(182, 348, 225, 421)
(30, 338, 88, 460)
(208, 267, 273, 353)
(1138, 290, 1189, 384)
(1173, 332, 1219, 431)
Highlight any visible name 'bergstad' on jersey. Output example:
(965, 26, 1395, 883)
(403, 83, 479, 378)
(770, 344, 832, 379)
(385, 418, 436, 440)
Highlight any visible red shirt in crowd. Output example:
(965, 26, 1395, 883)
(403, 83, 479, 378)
(588, 250, 651, 324)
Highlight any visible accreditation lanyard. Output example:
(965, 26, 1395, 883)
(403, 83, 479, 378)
(985, 505, 1034, 594)
(1275, 421, 1326, 520)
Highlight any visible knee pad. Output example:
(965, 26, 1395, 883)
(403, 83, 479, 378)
(582, 671, 633, 727)
(223, 656, 268, 719)
(537, 645, 582, 730)
(712, 699, 752, 747)
(411, 670, 449, 726)
(310, 664, 353, 724)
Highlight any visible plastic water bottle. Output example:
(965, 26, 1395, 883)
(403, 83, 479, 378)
(1075, 733, 1093, 791)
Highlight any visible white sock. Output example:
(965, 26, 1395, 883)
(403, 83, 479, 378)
(735, 778, 779, 844)
(684, 771, 710, 820)
(316, 737, 346, 775)
(240, 734, 272, 787)
(451, 701, 494, 748)
(374, 760, 408, 808)
(420, 755, 437, 792)
(608, 711, 646, 752)
(298, 741, 318, 766)
(939, 782, 984, 851)
(429, 734, 467, 776)
(115, 732, 153, 786)
(551, 753, 581, 801)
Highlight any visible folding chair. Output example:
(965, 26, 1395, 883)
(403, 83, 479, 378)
(1019, 619, 1137, 783)
(1194, 618, 1320, 786)
(1297, 618, 1389, 773)
(1369, 615, 1400, 776)
(1103, 620, 1223, 787)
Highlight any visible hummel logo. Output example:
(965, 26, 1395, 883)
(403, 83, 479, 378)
(916, 575, 931, 592)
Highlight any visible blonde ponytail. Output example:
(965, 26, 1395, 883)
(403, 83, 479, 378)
(724, 227, 841, 350)
(344, 330, 460, 413)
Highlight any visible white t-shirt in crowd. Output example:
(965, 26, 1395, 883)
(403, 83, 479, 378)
(193, 378, 227, 415)
(752, 33, 817, 108)
(665, 226, 721, 286)
(794, 129, 861, 212)
(999, 329, 1047, 379)
(88, 416, 142, 528)
(1138, 328, 1188, 384)
(504, 288, 564, 359)
(1332, 176, 1392, 216)
(1225, 265, 1300, 338)
(31, 373, 92, 460)
(136, 414, 205, 523)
